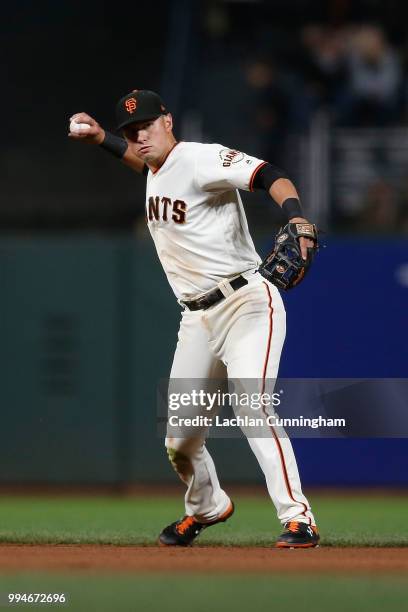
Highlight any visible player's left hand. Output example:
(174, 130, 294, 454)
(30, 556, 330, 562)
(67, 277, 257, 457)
(258, 219, 319, 290)
(288, 217, 315, 260)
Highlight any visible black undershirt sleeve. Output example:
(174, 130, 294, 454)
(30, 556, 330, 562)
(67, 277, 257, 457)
(252, 162, 304, 218)
(252, 162, 289, 191)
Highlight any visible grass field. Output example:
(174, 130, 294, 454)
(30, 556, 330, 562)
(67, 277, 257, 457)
(0, 492, 406, 547)
(0, 492, 406, 612)
(0, 573, 406, 612)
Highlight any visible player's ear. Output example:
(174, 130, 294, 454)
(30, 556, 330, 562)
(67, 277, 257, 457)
(163, 113, 173, 133)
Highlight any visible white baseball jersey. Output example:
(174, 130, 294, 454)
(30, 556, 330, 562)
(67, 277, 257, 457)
(145, 141, 266, 300)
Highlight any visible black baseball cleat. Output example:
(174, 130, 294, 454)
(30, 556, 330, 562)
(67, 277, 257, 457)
(158, 501, 234, 546)
(275, 521, 320, 548)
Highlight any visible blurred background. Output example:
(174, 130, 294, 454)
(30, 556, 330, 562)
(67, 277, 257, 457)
(0, 0, 407, 489)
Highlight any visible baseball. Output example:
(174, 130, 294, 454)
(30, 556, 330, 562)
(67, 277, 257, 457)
(69, 120, 91, 134)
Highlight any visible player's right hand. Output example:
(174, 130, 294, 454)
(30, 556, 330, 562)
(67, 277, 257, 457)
(68, 112, 105, 145)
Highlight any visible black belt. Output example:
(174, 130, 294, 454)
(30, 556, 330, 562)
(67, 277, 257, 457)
(181, 275, 248, 311)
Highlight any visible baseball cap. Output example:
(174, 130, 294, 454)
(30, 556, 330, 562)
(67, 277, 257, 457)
(116, 90, 168, 130)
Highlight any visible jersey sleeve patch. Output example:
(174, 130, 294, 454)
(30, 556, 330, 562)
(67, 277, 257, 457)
(219, 149, 245, 167)
(196, 144, 264, 193)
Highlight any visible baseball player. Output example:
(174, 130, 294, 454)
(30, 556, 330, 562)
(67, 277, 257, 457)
(69, 89, 320, 548)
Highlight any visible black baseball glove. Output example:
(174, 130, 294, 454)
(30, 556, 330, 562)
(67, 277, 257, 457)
(258, 222, 319, 290)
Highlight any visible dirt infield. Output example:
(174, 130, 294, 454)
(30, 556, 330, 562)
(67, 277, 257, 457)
(0, 546, 407, 574)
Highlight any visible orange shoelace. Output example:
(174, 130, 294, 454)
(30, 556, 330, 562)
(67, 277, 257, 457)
(286, 521, 301, 533)
(176, 516, 197, 535)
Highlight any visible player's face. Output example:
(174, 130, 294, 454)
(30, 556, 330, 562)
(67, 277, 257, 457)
(122, 115, 173, 164)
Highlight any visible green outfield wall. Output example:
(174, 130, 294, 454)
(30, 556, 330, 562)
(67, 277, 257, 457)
(0, 236, 260, 484)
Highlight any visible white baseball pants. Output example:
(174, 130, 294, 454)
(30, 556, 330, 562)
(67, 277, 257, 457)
(165, 271, 316, 526)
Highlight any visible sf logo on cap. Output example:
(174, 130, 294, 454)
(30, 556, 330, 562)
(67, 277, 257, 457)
(125, 97, 137, 114)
